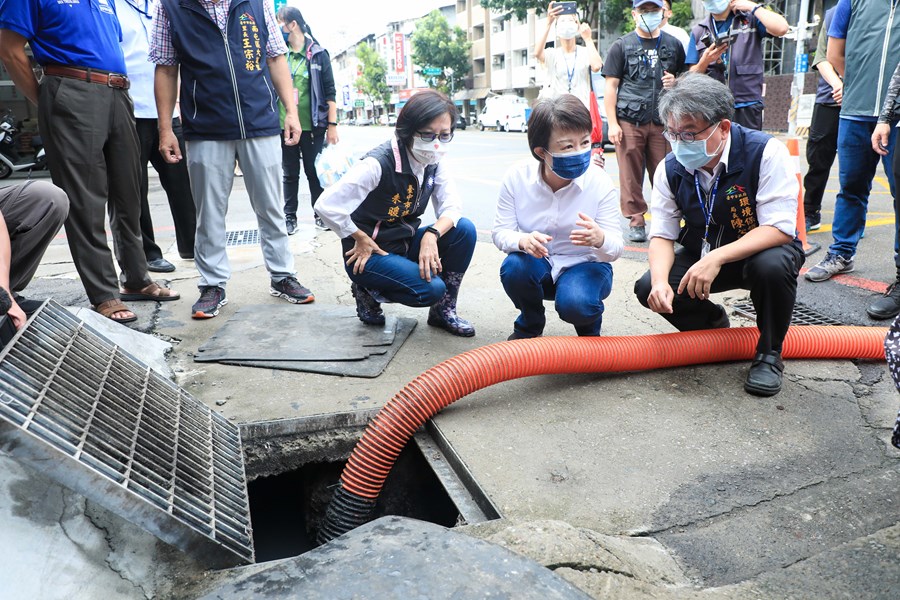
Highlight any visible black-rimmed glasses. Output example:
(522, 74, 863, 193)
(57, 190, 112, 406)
(416, 131, 454, 143)
(662, 121, 719, 143)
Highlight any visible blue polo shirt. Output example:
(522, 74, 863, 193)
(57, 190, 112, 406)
(0, 0, 126, 73)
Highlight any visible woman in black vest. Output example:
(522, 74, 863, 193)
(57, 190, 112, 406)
(315, 90, 477, 336)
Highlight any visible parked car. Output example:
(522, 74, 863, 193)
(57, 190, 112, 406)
(455, 114, 467, 130)
(356, 116, 374, 126)
(387, 113, 398, 126)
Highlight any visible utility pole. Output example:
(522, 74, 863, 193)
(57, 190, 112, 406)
(788, 0, 814, 137)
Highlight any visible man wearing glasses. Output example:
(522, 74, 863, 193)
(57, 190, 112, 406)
(634, 73, 804, 397)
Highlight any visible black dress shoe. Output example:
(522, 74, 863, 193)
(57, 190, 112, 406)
(147, 257, 176, 273)
(179, 252, 194, 260)
(744, 350, 784, 397)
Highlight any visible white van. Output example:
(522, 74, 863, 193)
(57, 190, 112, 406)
(478, 95, 529, 132)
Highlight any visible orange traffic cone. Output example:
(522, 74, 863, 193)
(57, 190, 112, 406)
(786, 137, 821, 256)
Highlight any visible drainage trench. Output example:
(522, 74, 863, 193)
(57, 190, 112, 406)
(240, 412, 501, 562)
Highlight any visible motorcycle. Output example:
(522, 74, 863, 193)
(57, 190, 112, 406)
(0, 110, 47, 179)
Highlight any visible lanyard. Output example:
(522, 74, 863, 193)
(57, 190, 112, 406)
(288, 42, 308, 80)
(563, 48, 576, 92)
(694, 170, 721, 245)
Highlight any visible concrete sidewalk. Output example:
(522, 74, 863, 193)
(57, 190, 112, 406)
(4, 172, 900, 598)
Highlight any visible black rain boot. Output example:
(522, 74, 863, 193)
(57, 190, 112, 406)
(351, 283, 385, 326)
(427, 271, 475, 337)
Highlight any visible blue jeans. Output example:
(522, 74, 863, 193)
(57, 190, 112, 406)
(500, 253, 613, 336)
(830, 118, 898, 266)
(344, 218, 476, 306)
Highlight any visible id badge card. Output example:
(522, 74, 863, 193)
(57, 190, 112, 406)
(701, 239, 711, 258)
(292, 87, 299, 106)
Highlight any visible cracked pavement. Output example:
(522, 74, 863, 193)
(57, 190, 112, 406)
(2, 140, 899, 598)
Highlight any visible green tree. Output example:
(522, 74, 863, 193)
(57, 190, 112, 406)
(355, 42, 391, 112)
(480, 0, 601, 29)
(411, 10, 471, 95)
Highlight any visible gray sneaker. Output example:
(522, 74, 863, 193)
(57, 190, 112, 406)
(805, 252, 854, 282)
(627, 225, 647, 243)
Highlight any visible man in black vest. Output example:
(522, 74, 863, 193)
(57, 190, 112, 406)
(603, 0, 685, 243)
(634, 74, 804, 397)
(151, 0, 315, 319)
(687, 0, 788, 130)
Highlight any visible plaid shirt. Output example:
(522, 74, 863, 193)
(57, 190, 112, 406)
(149, 0, 288, 65)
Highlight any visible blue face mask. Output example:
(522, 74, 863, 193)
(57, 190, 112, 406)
(671, 134, 724, 171)
(638, 12, 664, 33)
(547, 148, 592, 180)
(704, 0, 731, 15)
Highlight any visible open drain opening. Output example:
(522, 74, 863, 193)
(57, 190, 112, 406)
(241, 413, 500, 563)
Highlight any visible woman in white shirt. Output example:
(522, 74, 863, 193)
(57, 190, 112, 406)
(315, 90, 476, 336)
(492, 94, 624, 340)
(535, 2, 604, 109)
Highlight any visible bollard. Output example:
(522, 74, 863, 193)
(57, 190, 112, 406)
(786, 137, 821, 256)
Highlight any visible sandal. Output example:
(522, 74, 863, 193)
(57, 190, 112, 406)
(94, 299, 137, 323)
(120, 282, 180, 302)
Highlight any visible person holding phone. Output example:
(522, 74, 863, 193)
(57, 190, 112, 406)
(493, 94, 623, 340)
(686, 0, 789, 130)
(315, 90, 477, 336)
(276, 6, 338, 235)
(534, 1, 603, 110)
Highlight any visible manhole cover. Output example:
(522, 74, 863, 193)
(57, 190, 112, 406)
(225, 229, 260, 247)
(732, 301, 843, 326)
(0, 302, 254, 567)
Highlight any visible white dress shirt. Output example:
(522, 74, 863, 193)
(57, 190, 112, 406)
(648, 133, 799, 242)
(492, 160, 624, 282)
(116, 0, 157, 119)
(315, 138, 463, 240)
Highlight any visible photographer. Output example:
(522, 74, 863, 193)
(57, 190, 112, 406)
(687, 0, 789, 130)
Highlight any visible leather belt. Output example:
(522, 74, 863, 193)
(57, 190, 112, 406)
(43, 65, 130, 90)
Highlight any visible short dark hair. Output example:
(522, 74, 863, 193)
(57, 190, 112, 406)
(526, 94, 592, 161)
(395, 90, 459, 149)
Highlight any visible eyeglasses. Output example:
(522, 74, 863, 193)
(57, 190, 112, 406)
(662, 121, 719, 143)
(416, 131, 454, 143)
(635, 6, 663, 15)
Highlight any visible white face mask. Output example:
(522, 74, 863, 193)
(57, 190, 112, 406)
(410, 137, 449, 165)
(557, 21, 579, 40)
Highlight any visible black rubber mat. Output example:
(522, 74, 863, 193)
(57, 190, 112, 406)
(195, 304, 416, 378)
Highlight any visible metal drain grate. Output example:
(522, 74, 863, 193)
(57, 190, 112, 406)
(0, 302, 254, 568)
(732, 301, 843, 326)
(225, 229, 260, 247)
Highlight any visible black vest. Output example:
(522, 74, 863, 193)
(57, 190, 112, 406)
(162, 0, 281, 140)
(691, 13, 765, 105)
(616, 31, 682, 125)
(344, 139, 438, 255)
(666, 124, 786, 255)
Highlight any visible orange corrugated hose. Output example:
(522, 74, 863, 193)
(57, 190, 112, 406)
(317, 326, 887, 543)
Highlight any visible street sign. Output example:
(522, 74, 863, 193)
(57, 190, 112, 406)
(423, 68, 442, 76)
(354, 100, 365, 108)
(386, 73, 406, 86)
(274, 0, 288, 12)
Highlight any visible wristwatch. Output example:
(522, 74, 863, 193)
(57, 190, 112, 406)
(750, 4, 762, 16)
(327, 121, 338, 127)
(425, 226, 441, 239)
